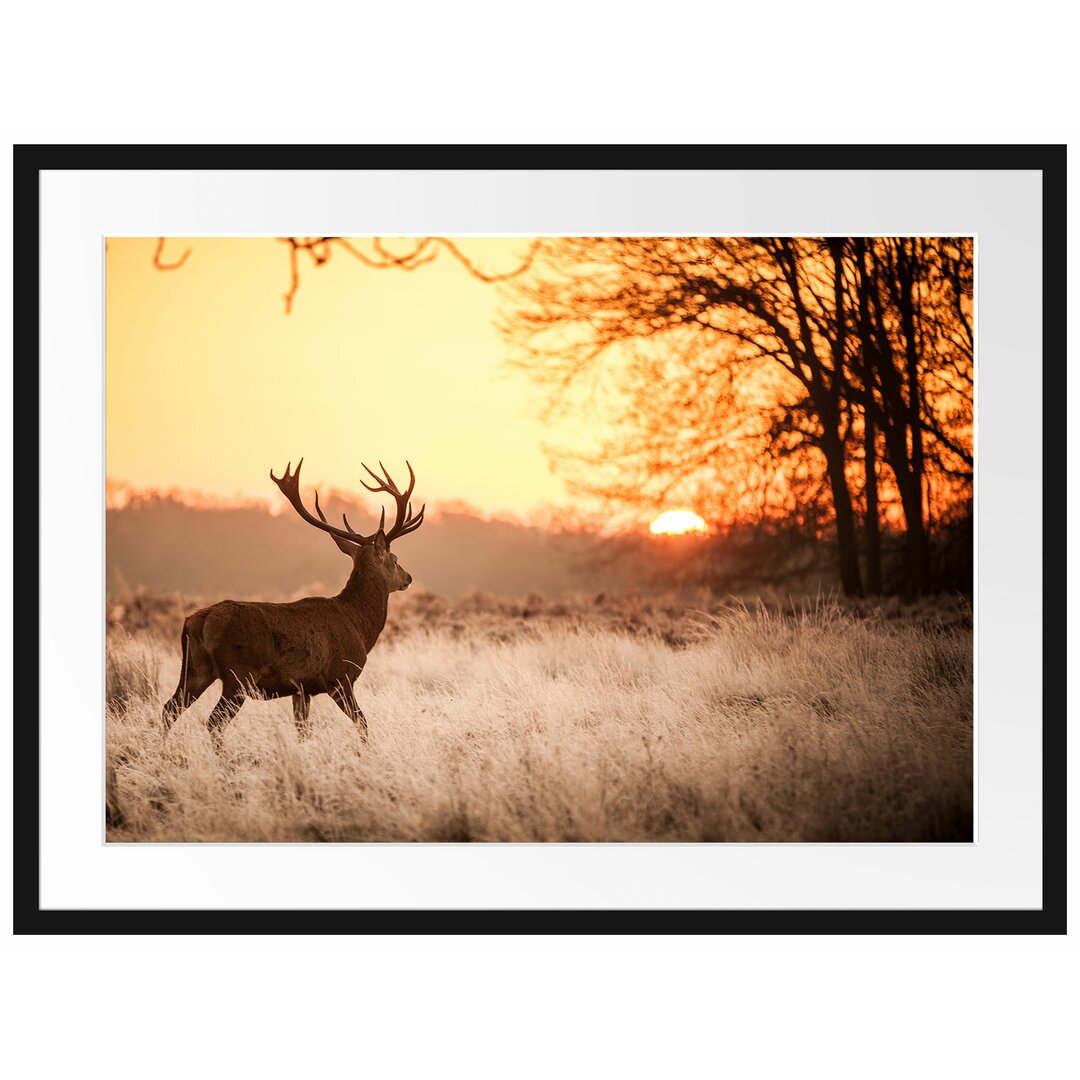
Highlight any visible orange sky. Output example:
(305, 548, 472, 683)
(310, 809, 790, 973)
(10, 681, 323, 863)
(106, 237, 585, 520)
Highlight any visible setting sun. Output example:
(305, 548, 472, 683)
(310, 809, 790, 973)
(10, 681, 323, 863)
(649, 510, 708, 536)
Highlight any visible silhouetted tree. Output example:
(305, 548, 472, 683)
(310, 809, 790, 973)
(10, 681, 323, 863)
(845, 237, 973, 595)
(502, 236, 973, 596)
(503, 238, 868, 593)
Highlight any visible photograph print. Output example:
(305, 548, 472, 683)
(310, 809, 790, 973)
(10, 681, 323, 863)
(105, 234, 974, 843)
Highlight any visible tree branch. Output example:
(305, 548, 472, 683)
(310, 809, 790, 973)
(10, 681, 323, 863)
(152, 237, 191, 270)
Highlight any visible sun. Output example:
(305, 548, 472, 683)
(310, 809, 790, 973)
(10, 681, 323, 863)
(649, 510, 708, 536)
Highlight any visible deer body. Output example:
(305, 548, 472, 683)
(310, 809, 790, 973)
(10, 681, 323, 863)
(186, 594, 383, 700)
(162, 460, 422, 751)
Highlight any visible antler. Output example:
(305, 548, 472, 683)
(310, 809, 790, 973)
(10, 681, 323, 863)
(359, 460, 426, 542)
(270, 458, 424, 547)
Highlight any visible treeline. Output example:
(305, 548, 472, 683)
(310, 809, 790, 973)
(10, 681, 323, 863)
(505, 237, 974, 597)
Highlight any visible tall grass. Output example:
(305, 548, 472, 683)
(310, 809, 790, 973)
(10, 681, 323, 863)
(105, 598, 972, 842)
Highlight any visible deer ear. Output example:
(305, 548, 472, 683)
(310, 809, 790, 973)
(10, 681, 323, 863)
(330, 535, 358, 558)
(374, 530, 388, 555)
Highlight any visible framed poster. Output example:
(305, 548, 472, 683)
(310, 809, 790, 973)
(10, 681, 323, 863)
(13, 144, 1066, 932)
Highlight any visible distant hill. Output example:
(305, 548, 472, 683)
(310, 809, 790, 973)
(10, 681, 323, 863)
(106, 493, 648, 600)
(108, 490, 937, 602)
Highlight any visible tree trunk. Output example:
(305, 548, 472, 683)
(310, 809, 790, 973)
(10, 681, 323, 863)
(898, 473, 928, 597)
(820, 424, 863, 598)
(820, 238, 862, 598)
(895, 239, 930, 595)
(863, 413, 882, 595)
(864, 239, 931, 598)
(852, 239, 883, 595)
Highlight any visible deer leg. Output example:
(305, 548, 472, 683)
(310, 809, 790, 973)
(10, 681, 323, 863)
(163, 629, 193, 732)
(162, 687, 192, 733)
(331, 682, 367, 741)
(163, 628, 214, 733)
(206, 674, 246, 755)
(163, 678, 214, 732)
(163, 630, 197, 733)
(292, 691, 312, 742)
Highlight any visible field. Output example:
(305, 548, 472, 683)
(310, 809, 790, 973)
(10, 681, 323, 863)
(105, 591, 973, 842)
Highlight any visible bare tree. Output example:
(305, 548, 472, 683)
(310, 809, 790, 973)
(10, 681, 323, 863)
(845, 236, 974, 594)
(502, 237, 866, 594)
(502, 236, 973, 596)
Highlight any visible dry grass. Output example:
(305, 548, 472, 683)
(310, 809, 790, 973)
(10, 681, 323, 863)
(105, 594, 973, 842)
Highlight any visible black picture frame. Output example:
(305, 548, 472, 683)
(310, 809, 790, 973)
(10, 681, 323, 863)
(13, 143, 1066, 935)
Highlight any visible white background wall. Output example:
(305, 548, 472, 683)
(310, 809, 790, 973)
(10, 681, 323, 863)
(1, 3, 1075, 1078)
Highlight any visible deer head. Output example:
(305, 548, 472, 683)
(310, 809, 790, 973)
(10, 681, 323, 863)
(270, 459, 425, 592)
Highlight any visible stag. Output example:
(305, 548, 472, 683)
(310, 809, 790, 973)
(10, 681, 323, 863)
(162, 459, 424, 751)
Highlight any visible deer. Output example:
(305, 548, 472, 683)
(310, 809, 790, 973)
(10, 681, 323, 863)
(162, 459, 424, 753)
